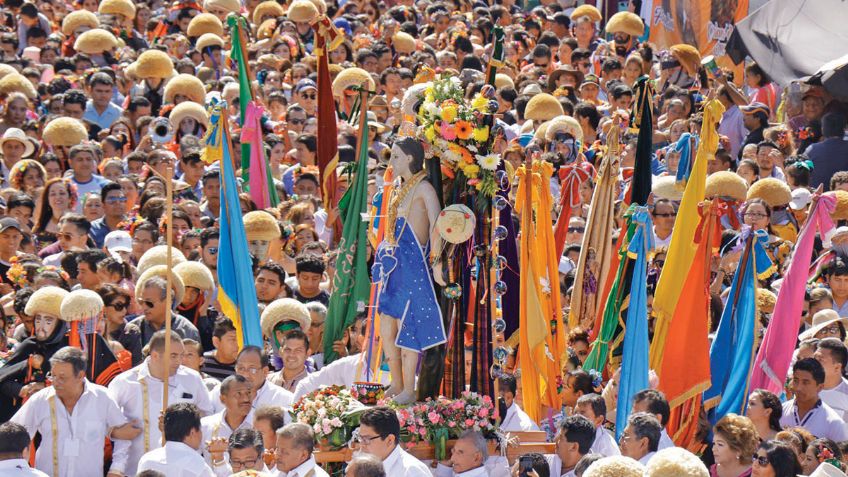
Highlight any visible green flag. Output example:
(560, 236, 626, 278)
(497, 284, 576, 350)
(323, 92, 372, 364)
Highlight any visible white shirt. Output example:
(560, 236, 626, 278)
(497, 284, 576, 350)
(590, 426, 620, 457)
(0, 458, 50, 476)
(500, 403, 540, 432)
(652, 227, 672, 250)
(544, 454, 569, 477)
(436, 464, 491, 477)
(293, 353, 391, 401)
(780, 399, 848, 442)
(10, 380, 128, 477)
(638, 451, 656, 466)
(382, 444, 432, 477)
(210, 379, 294, 413)
(821, 378, 848, 421)
(201, 409, 255, 464)
(137, 441, 216, 477)
(271, 455, 330, 477)
(435, 457, 510, 477)
(658, 430, 674, 451)
(108, 360, 215, 476)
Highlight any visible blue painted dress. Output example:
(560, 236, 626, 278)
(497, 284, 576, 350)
(372, 217, 446, 352)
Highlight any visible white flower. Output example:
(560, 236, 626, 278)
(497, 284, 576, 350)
(476, 154, 501, 171)
(424, 101, 441, 118)
(449, 76, 462, 88)
(443, 149, 461, 164)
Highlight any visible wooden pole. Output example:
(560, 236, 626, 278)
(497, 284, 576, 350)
(162, 164, 174, 445)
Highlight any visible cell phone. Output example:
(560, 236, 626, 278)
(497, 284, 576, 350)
(519, 456, 534, 477)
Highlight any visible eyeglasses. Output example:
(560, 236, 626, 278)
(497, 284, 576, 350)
(744, 212, 768, 219)
(207, 246, 218, 255)
(105, 196, 127, 204)
(108, 301, 129, 311)
(752, 454, 769, 467)
(230, 458, 258, 469)
(822, 324, 841, 335)
(653, 213, 676, 218)
(235, 366, 261, 375)
(138, 299, 156, 309)
(353, 428, 384, 445)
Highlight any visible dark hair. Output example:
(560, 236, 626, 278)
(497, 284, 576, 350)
(822, 112, 847, 138)
(567, 370, 596, 396)
(756, 440, 802, 477)
(229, 428, 264, 454)
(295, 254, 326, 275)
(560, 415, 595, 455)
(220, 373, 250, 396)
(20, 2, 38, 18)
(520, 453, 550, 477)
(574, 102, 601, 130)
(60, 213, 91, 235)
(237, 345, 271, 369)
(809, 438, 843, 463)
(259, 262, 287, 284)
(75, 249, 107, 272)
(284, 328, 310, 349)
(149, 329, 183, 354)
(498, 373, 517, 394)
(632, 389, 671, 426)
(817, 337, 848, 373)
(794, 357, 826, 384)
(574, 454, 603, 477)
(13, 288, 34, 316)
(49, 346, 87, 375)
(88, 72, 114, 88)
(0, 421, 30, 458)
(98, 181, 123, 202)
(295, 134, 317, 153)
(213, 317, 237, 339)
(255, 405, 287, 434)
(751, 389, 783, 433)
(576, 393, 606, 420)
(163, 402, 202, 443)
(200, 227, 219, 248)
(359, 407, 401, 441)
(628, 412, 662, 452)
(7, 193, 35, 212)
(745, 63, 770, 87)
(202, 169, 220, 186)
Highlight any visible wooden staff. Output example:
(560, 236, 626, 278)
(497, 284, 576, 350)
(162, 164, 174, 445)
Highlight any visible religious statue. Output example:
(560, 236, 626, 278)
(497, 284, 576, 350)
(372, 137, 447, 404)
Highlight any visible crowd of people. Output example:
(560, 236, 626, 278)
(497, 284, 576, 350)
(0, 0, 844, 475)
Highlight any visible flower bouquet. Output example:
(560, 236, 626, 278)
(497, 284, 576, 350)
(291, 385, 366, 450)
(416, 75, 501, 200)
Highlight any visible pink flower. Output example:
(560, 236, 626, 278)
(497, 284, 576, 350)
(440, 121, 457, 140)
(419, 428, 427, 436)
(465, 419, 475, 427)
(478, 408, 489, 418)
(448, 421, 456, 428)
(428, 411, 441, 423)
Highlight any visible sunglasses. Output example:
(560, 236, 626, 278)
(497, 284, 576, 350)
(567, 227, 585, 233)
(752, 454, 769, 467)
(654, 213, 676, 218)
(108, 301, 129, 311)
(105, 196, 128, 204)
(302, 93, 317, 100)
(138, 299, 156, 309)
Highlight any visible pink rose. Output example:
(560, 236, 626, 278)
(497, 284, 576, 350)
(448, 421, 456, 428)
(478, 408, 489, 418)
(465, 419, 475, 427)
(419, 428, 427, 436)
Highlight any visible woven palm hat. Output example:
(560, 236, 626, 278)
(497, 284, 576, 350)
(203, 0, 241, 15)
(253, 1, 285, 25)
(244, 210, 281, 241)
(332, 67, 375, 96)
(136, 245, 187, 276)
(307, 0, 326, 14)
(757, 288, 777, 311)
(545, 115, 583, 143)
(98, 0, 136, 19)
(196, 33, 225, 52)
(74, 28, 118, 55)
(135, 265, 186, 305)
(261, 298, 311, 338)
(287, 0, 319, 22)
(652, 175, 684, 201)
(705, 171, 747, 201)
(645, 447, 709, 477)
(60, 289, 104, 322)
(525, 93, 564, 121)
(164, 74, 207, 104)
(670, 44, 701, 77)
(169, 101, 209, 130)
(494, 73, 514, 90)
(0, 73, 36, 99)
(187, 13, 224, 38)
(746, 177, 791, 207)
(392, 32, 416, 54)
(173, 261, 215, 291)
(61, 10, 99, 36)
(43, 117, 88, 147)
(25, 286, 69, 319)
(829, 190, 848, 220)
(584, 456, 645, 477)
(570, 4, 602, 22)
(436, 204, 476, 244)
(0, 64, 17, 81)
(606, 11, 644, 37)
(135, 50, 175, 79)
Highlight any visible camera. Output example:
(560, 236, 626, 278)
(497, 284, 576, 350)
(150, 117, 173, 144)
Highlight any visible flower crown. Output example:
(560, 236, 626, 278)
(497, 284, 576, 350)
(587, 368, 603, 388)
(36, 265, 70, 283)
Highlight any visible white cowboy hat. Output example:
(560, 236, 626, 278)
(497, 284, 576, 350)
(799, 309, 848, 341)
(0, 128, 35, 158)
(804, 462, 848, 477)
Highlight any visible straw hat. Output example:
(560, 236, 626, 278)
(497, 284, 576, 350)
(332, 67, 375, 96)
(135, 265, 186, 305)
(524, 93, 564, 121)
(392, 32, 416, 54)
(652, 175, 684, 201)
(61, 10, 99, 36)
(244, 211, 281, 241)
(164, 74, 207, 105)
(547, 66, 584, 92)
(0, 64, 17, 81)
(253, 1, 285, 25)
(307, 0, 326, 15)
(99, 0, 136, 18)
(0, 73, 37, 99)
(705, 171, 748, 201)
(670, 44, 702, 77)
(286, 0, 320, 23)
(436, 204, 476, 244)
(799, 309, 848, 341)
(25, 286, 69, 319)
(606, 11, 644, 37)
(584, 456, 645, 477)
(203, 0, 240, 15)
(173, 261, 215, 291)
(494, 73, 514, 90)
(187, 13, 224, 38)
(74, 28, 117, 55)
(169, 101, 209, 130)
(757, 288, 777, 311)
(829, 190, 848, 220)
(570, 4, 602, 22)
(645, 447, 709, 477)
(60, 289, 104, 322)
(135, 50, 175, 79)
(0, 129, 35, 158)
(747, 177, 791, 207)
(196, 33, 225, 52)
(261, 298, 311, 338)
(545, 115, 583, 143)
(43, 118, 88, 147)
(136, 245, 187, 276)
(533, 120, 551, 141)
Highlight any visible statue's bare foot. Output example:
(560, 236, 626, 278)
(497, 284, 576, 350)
(393, 390, 416, 405)
(384, 386, 402, 398)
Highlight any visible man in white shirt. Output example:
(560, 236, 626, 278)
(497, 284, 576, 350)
(814, 338, 848, 420)
(272, 422, 330, 477)
(498, 375, 540, 432)
(650, 199, 676, 250)
(202, 374, 255, 466)
(780, 358, 848, 442)
(109, 330, 215, 476)
(356, 407, 431, 477)
(209, 346, 294, 413)
(544, 416, 596, 477)
(137, 402, 216, 477)
(630, 389, 674, 451)
(0, 422, 49, 477)
(435, 430, 510, 477)
(618, 412, 661, 466)
(575, 394, 620, 457)
(11, 347, 138, 477)
(209, 428, 274, 477)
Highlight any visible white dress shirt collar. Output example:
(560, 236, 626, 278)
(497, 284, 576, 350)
(287, 455, 318, 477)
(384, 444, 404, 471)
(457, 465, 489, 477)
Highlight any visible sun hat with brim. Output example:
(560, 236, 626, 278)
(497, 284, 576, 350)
(0, 128, 35, 158)
(799, 309, 848, 341)
(61, 10, 99, 36)
(740, 102, 770, 119)
(669, 44, 701, 77)
(73, 28, 117, 55)
(365, 111, 387, 133)
(652, 175, 684, 201)
(809, 462, 848, 477)
(524, 93, 564, 121)
(547, 66, 584, 92)
(606, 11, 644, 37)
(261, 298, 311, 342)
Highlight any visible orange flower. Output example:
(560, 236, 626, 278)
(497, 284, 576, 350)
(455, 120, 473, 140)
(459, 146, 474, 164)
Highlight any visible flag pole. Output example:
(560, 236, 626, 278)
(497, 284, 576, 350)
(162, 163, 174, 445)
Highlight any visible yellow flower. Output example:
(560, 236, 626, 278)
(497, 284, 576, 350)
(472, 127, 489, 142)
(471, 95, 488, 112)
(462, 164, 480, 178)
(441, 105, 457, 123)
(424, 125, 436, 142)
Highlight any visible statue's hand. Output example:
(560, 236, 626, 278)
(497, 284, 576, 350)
(432, 261, 447, 287)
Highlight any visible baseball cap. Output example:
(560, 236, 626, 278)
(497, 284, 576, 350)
(104, 230, 132, 257)
(580, 74, 600, 88)
(294, 78, 317, 94)
(741, 102, 770, 118)
(0, 217, 21, 233)
(789, 188, 812, 210)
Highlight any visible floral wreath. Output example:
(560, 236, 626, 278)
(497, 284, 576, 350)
(6, 256, 28, 288)
(36, 265, 70, 283)
(9, 160, 44, 189)
(817, 445, 843, 470)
